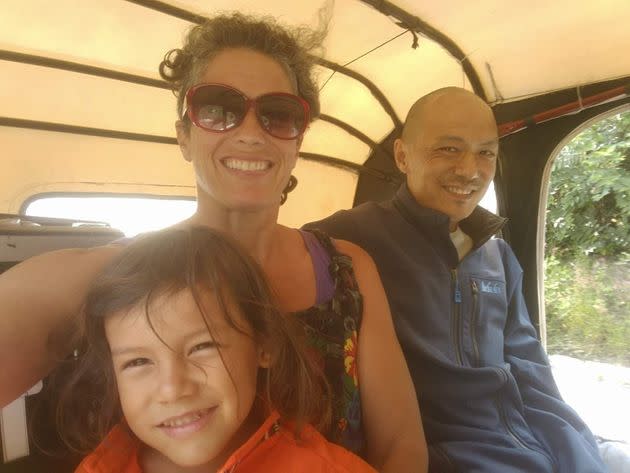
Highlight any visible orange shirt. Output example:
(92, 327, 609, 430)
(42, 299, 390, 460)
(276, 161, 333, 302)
(75, 412, 377, 473)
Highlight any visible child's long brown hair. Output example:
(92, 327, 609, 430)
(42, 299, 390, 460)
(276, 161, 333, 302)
(53, 226, 330, 453)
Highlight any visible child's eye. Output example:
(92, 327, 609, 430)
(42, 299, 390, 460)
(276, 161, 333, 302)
(189, 341, 217, 355)
(122, 358, 150, 370)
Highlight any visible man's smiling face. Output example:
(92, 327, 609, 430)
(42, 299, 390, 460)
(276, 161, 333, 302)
(395, 88, 499, 231)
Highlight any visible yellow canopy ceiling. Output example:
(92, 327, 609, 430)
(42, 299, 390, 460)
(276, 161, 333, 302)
(1, 0, 629, 227)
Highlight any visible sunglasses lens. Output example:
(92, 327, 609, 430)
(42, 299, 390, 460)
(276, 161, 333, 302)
(257, 95, 307, 139)
(189, 85, 245, 131)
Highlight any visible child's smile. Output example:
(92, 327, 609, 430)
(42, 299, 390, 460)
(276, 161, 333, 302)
(156, 406, 217, 438)
(106, 288, 269, 470)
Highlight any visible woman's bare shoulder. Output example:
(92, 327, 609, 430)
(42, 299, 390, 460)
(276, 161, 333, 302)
(330, 238, 374, 268)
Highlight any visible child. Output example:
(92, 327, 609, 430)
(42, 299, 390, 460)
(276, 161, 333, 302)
(54, 226, 376, 472)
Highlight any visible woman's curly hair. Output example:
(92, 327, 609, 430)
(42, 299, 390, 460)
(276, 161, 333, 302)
(159, 12, 328, 124)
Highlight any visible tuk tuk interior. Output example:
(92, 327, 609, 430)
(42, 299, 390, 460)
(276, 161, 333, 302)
(1, 1, 629, 471)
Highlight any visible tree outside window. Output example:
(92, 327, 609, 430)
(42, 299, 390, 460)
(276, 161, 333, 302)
(545, 110, 629, 364)
(544, 109, 629, 445)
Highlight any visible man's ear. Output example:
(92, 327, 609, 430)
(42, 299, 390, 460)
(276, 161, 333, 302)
(175, 120, 192, 162)
(394, 138, 408, 174)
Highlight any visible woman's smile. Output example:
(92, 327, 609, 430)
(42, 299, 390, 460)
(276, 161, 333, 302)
(221, 157, 273, 173)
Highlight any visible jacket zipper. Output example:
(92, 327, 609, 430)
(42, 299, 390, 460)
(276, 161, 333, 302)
(494, 369, 557, 470)
(494, 369, 533, 450)
(220, 420, 281, 472)
(471, 280, 480, 368)
(495, 394, 529, 449)
(451, 269, 464, 365)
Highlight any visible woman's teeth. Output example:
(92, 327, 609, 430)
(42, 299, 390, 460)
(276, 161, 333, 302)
(224, 159, 270, 171)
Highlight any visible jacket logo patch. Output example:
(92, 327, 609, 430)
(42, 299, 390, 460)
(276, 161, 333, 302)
(480, 281, 502, 294)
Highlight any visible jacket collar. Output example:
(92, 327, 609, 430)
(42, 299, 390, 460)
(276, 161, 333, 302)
(219, 411, 282, 472)
(76, 423, 141, 473)
(393, 183, 507, 249)
(82, 412, 282, 473)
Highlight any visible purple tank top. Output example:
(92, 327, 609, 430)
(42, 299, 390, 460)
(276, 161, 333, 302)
(299, 229, 335, 305)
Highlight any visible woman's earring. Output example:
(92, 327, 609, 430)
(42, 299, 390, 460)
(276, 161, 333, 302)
(258, 348, 272, 368)
(280, 175, 298, 205)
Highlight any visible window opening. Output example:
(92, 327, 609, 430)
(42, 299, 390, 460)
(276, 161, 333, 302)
(23, 195, 196, 237)
(543, 109, 630, 446)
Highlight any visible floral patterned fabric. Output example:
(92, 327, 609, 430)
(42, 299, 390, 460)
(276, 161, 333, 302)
(293, 230, 365, 456)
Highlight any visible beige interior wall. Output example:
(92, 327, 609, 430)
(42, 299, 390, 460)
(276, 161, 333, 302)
(1, 125, 356, 227)
(279, 159, 358, 228)
(0, 126, 193, 213)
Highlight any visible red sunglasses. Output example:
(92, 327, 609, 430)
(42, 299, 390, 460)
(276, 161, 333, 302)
(183, 83, 310, 140)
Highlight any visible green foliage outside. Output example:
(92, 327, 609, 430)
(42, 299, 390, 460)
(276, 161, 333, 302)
(544, 111, 630, 365)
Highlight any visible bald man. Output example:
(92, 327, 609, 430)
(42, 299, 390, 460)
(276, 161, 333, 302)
(305, 88, 607, 473)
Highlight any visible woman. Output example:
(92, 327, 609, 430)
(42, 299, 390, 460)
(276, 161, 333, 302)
(0, 12, 427, 472)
